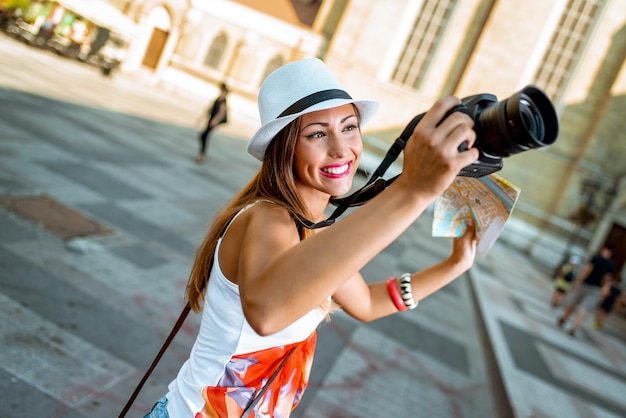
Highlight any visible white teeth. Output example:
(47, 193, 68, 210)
(323, 165, 349, 175)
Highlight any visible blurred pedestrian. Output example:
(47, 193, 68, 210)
(558, 244, 615, 336)
(195, 83, 229, 163)
(592, 274, 622, 329)
(550, 255, 581, 308)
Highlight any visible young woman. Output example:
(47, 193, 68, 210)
(145, 58, 479, 417)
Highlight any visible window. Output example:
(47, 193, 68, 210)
(260, 55, 284, 85)
(204, 32, 227, 69)
(392, 0, 457, 90)
(533, 0, 605, 101)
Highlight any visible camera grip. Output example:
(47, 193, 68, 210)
(385, 103, 473, 182)
(440, 104, 471, 152)
(400, 103, 469, 142)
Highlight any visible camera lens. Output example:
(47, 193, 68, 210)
(519, 98, 544, 140)
(477, 85, 558, 158)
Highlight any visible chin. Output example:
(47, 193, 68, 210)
(330, 183, 354, 197)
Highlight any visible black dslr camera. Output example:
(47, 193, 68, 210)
(322, 86, 559, 229)
(398, 85, 559, 177)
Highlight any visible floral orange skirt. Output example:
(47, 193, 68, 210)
(199, 332, 317, 418)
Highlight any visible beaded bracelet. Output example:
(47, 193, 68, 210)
(399, 273, 419, 310)
(386, 277, 407, 311)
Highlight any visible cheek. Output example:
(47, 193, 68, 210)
(293, 144, 315, 178)
(350, 135, 363, 159)
(294, 141, 322, 165)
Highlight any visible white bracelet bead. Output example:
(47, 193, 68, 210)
(399, 273, 418, 309)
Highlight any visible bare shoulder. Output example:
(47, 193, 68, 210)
(220, 201, 300, 282)
(222, 201, 300, 245)
(245, 201, 300, 242)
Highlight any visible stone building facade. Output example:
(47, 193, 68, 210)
(116, 0, 625, 272)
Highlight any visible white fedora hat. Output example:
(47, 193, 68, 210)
(247, 58, 379, 161)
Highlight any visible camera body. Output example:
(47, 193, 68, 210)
(328, 86, 559, 218)
(455, 86, 558, 177)
(398, 85, 559, 178)
(452, 93, 506, 177)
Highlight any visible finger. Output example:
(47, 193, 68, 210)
(464, 218, 477, 238)
(442, 123, 479, 168)
(419, 96, 463, 131)
(458, 146, 480, 169)
(414, 102, 478, 169)
(438, 111, 476, 150)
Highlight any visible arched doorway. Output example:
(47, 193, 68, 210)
(141, 6, 171, 69)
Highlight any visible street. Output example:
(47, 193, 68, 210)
(2, 33, 626, 418)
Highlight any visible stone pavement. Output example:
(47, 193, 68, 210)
(1, 34, 626, 418)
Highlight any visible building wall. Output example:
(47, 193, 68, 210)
(124, 0, 324, 98)
(321, 0, 626, 256)
(119, 0, 626, 261)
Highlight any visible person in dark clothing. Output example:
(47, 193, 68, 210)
(558, 245, 615, 336)
(196, 83, 229, 163)
(592, 274, 623, 329)
(550, 255, 581, 307)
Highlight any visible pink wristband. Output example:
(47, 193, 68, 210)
(387, 277, 408, 311)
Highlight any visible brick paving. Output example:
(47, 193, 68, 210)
(1, 34, 625, 418)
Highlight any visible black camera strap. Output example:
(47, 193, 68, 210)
(119, 302, 295, 418)
(119, 303, 191, 417)
(120, 214, 309, 416)
(240, 346, 296, 417)
(296, 102, 480, 230)
(297, 112, 427, 230)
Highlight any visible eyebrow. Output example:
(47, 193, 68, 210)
(300, 114, 357, 130)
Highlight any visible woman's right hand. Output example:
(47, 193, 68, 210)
(396, 96, 479, 201)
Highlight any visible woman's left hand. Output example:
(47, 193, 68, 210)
(450, 219, 478, 272)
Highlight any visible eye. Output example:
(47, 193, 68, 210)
(305, 131, 326, 139)
(343, 124, 359, 133)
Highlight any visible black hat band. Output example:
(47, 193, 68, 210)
(278, 89, 352, 118)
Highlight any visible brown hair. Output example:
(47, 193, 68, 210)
(186, 118, 315, 312)
(187, 104, 361, 312)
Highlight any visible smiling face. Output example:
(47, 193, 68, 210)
(293, 104, 362, 205)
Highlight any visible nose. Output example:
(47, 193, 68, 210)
(328, 134, 349, 158)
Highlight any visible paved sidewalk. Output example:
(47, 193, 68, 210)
(1, 34, 626, 418)
(472, 245, 626, 417)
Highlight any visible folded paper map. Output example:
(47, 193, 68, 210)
(432, 174, 521, 256)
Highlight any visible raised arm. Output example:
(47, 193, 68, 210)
(239, 96, 479, 335)
(332, 220, 476, 322)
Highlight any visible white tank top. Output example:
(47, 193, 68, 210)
(166, 203, 325, 416)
